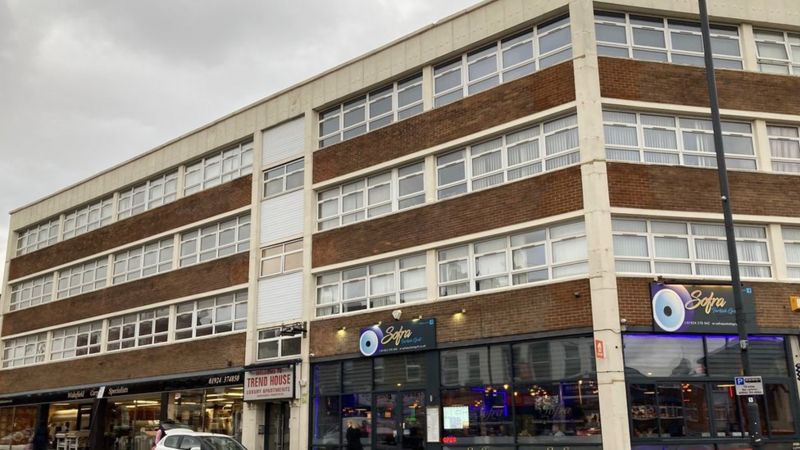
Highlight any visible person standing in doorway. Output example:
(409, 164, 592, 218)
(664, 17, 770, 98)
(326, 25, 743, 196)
(345, 421, 363, 450)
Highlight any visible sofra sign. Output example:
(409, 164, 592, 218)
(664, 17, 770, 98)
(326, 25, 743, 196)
(359, 319, 436, 356)
(651, 283, 754, 333)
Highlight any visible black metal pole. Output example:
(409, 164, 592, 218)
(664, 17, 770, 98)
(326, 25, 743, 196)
(697, 0, 762, 446)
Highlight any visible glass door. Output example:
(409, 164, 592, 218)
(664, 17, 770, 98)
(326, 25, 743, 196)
(265, 402, 290, 450)
(374, 391, 426, 450)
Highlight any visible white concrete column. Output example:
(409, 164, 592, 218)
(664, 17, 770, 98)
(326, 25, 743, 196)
(421, 64, 434, 112)
(767, 223, 788, 281)
(570, 0, 632, 448)
(242, 402, 262, 450)
(753, 120, 773, 172)
(740, 23, 759, 72)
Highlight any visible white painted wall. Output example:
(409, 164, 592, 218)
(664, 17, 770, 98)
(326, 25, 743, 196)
(257, 272, 303, 325)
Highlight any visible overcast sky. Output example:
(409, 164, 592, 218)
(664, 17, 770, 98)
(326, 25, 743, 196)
(0, 0, 480, 282)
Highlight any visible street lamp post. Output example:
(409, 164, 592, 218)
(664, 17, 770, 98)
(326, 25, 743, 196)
(697, 0, 762, 446)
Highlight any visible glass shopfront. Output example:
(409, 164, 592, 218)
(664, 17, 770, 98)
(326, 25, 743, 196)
(0, 405, 37, 450)
(311, 336, 601, 450)
(624, 334, 800, 449)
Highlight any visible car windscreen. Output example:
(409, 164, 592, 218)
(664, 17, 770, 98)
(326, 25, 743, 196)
(202, 436, 246, 450)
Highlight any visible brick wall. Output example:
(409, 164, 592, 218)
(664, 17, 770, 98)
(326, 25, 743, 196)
(598, 57, 800, 115)
(313, 62, 575, 183)
(0, 333, 245, 394)
(607, 163, 800, 217)
(617, 277, 800, 330)
(309, 279, 592, 357)
(9, 175, 252, 280)
(2, 253, 249, 336)
(313, 166, 583, 267)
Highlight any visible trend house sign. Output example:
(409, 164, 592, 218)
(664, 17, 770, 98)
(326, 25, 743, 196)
(359, 319, 436, 356)
(244, 366, 294, 401)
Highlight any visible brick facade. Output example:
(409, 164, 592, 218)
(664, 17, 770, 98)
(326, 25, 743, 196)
(598, 57, 800, 115)
(2, 252, 249, 336)
(309, 279, 592, 358)
(312, 166, 583, 267)
(607, 162, 800, 217)
(617, 277, 800, 330)
(9, 175, 252, 280)
(0, 333, 245, 395)
(313, 61, 575, 184)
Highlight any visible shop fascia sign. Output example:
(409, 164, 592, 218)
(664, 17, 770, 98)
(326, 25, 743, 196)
(244, 366, 294, 401)
(651, 282, 753, 333)
(359, 319, 436, 357)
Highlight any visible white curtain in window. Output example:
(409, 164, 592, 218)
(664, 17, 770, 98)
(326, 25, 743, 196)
(552, 237, 587, 263)
(692, 223, 725, 237)
(644, 129, 678, 149)
(695, 239, 728, 260)
(770, 139, 800, 159)
(613, 235, 648, 257)
(604, 125, 638, 146)
(654, 237, 689, 258)
(401, 268, 426, 290)
(683, 132, 715, 153)
(786, 243, 800, 264)
(508, 141, 539, 165)
(476, 252, 507, 276)
(546, 129, 579, 155)
(734, 226, 766, 239)
(370, 274, 395, 296)
(736, 241, 769, 262)
(472, 152, 502, 176)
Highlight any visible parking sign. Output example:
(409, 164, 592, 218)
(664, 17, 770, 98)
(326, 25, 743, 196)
(734, 376, 764, 396)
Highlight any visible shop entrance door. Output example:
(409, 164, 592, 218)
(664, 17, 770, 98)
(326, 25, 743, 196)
(374, 391, 426, 450)
(264, 402, 290, 450)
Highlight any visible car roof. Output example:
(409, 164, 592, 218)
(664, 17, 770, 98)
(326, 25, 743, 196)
(164, 429, 232, 438)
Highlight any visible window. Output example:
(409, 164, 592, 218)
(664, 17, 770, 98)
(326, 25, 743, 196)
(184, 142, 254, 195)
(56, 257, 108, 299)
(783, 226, 800, 279)
(594, 11, 742, 69)
(438, 221, 587, 297)
(436, 114, 578, 199)
(174, 291, 248, 340)
(8, 274, 54, 311)
(1, 334, 46, 368)
(317, 161, 425, 230)
(112, 238, 174, 283)
(315, 254, 426, 317)
(260, 239, 303, 277)
(50, 322, 102, 360)
(604, 111, 756, 170)
(754, 29, 800, 75)
(263, 159, 304, 198)
(107, 307, 170, 351)
(62, 197, 114, 239)
(179, 215, 250, 267)
(767, 124, 800, 173)
(612, 218, 771, 278)
(117, 170, 178, 219)
(16, 218, 59, 256)
(256, 327, 302, 360)
(434, 16, 572, 107)
(318, 73, 423, 148)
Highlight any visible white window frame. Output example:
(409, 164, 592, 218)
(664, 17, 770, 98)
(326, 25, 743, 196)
(594, 11, 743, 69)
(174, 291, 248, 340)
(106, 307, 170, 351)
(782, 226, 800, 280)
(318, 73, 423, 148)
(754, 29, 800, 75)
(317, 161, 425, 231)
(766, 124, 800, 173)
(256, 327, 302, 360)
(16, 218, 60, 256)
(435, 114, 579, 200)
(263, 158, 304, 199)
(112, 237, 174, 284)
(8, 274, 54, 311)
(117, 170, 179, 219)
(179, 215, 251, 267)
(315, 254, 427, 317)
(1, 333, 46, 368)
(603, 110, 757, 170)
(433, 15, 572, 107)
(437, 220, 588, 297)
(62, 197, 114, 240)
(260, 239, 303, 277)
(49, 322, 103, 361)
(56, 257, 108, 300)
(184, 142, 254, 196)
(612, 218, 772, 279)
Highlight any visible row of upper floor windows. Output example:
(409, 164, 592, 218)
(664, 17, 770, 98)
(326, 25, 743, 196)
(313, 109, 800, 232)
(6, 214, 250, 313)
(315, 11, 800, 151)
(1, 289, 248, 369)
(14, 142, 253, 257)
(313, 217, 800, 319)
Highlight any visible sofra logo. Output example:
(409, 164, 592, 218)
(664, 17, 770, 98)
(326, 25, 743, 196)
(359, 326, 383, 356)
(652, 288, 686, 332)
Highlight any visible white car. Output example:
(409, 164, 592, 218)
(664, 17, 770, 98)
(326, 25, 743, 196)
(155, 429, 247, 450)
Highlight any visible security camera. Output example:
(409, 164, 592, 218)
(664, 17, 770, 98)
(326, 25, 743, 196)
(391, 309, 402, 321)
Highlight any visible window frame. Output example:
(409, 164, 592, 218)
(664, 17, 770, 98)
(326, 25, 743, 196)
(174, 291, 248, 340)
(1, 333, 46, 368)
(49, 322, 103, 361)
(183, 141, 254, 196)
(106, 307, 170, 351)
(594, 10, 743, 69)
(318, 73, 423, 148)
(767, 123, 800, 173)
(56, 257, 109, 300)
(179, 215, 251, 267)
(8, 274, 54, 311)
(112, 237, 174, 284)
(259, 239, 304, 277)
(263, 158, 305, 199)
(62, 197, 114, 240)
(16, 218, 59, 256)
(117, 170, 178, 219)
(256, 327, 302, 361)
(754, 28, 800, 76)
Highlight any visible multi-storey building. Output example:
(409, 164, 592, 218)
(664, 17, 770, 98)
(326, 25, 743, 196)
(2, 0, 800, 449)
